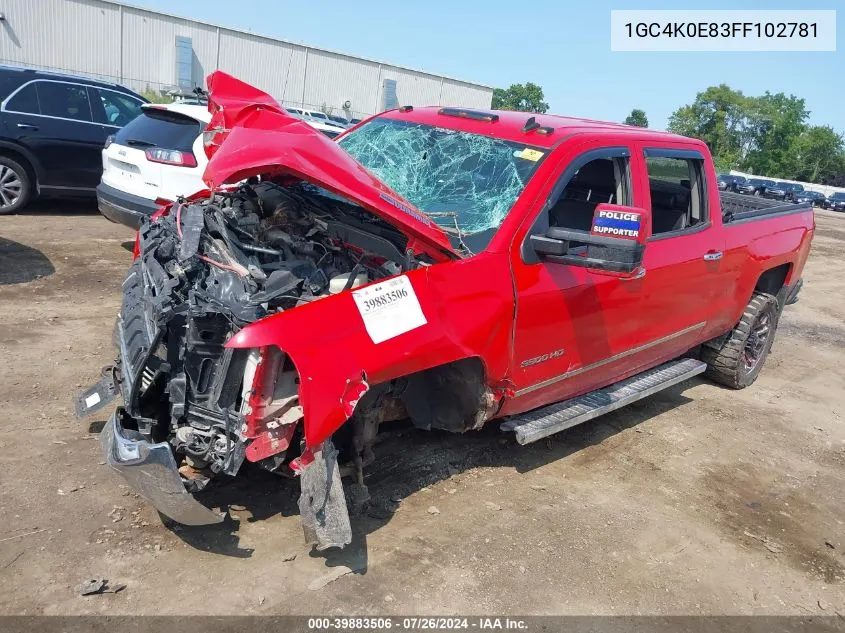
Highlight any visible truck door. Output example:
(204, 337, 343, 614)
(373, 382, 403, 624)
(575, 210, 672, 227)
(504, 144, 650, 414)
(630, 146, 726, 364)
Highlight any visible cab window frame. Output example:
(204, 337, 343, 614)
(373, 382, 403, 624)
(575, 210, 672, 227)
(520, 145, 633, 264)
(642, 147, 710, 241)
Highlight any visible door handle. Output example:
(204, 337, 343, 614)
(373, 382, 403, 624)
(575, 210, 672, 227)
(703, 251, 723, 261)
(16, 123, 38, 130)
(620, 266, 646, 281)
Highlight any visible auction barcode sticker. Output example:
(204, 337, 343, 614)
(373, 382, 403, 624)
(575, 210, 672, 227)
(352, 275, 427, 344)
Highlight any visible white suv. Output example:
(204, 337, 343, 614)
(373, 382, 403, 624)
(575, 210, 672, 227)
(97, 103, 211, 228)
(286, 107, 347, 135)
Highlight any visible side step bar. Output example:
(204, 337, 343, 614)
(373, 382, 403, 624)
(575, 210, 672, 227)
(501, 358, 707, 445)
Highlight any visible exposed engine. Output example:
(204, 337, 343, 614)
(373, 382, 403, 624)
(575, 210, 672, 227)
(118, 179, 418, 483)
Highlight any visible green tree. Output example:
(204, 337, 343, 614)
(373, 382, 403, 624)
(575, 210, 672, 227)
(665, 85, 845, 183)
(667, 85, 753, 171)
(140, 89, 172, 104)
(790, 126, 845, 184)
(742, 92, 809, 178)
(492, 83, 549, 113)
(623, 109, 648, 127)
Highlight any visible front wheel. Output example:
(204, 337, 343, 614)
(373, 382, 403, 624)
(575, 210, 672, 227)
(701, 292, 779, 389)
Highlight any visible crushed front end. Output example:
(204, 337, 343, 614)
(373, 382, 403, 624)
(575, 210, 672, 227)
(82, 180, 425, 549)
(78, 70, 507, 551)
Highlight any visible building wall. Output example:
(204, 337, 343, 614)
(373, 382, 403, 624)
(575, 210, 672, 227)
(0, 0, 122, 81)
(0, 0, 493, 120)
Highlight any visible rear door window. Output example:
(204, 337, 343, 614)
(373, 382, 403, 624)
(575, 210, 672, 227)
(113, 108, 201, 151)
(5, 82, 40, 114)
(35, 81, 93, 122)
(645, 154, 707, 235)
(93, 89, 144, 127)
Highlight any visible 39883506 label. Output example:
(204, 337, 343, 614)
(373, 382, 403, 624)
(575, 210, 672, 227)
(351, 275, 427, 344)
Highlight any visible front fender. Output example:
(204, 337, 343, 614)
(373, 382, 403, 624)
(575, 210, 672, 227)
(226, 253, 514, 448)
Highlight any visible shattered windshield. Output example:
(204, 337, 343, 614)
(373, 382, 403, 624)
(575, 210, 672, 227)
(338, 118, 547, 237)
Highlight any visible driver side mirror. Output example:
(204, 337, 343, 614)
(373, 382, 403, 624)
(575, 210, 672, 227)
(530, 203, 651, 274)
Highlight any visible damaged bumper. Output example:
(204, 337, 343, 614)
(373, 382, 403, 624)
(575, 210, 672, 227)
(100, 410, 225, 526)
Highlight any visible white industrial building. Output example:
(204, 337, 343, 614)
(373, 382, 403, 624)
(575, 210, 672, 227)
(0, 0, 493, 120)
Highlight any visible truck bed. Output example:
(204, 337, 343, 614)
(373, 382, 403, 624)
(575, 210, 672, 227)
(720, 191, 810, 223)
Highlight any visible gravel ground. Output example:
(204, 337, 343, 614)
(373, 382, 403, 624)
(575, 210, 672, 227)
(0, 202, 843, 616)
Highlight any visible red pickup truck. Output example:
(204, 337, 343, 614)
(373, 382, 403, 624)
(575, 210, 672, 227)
(79, 72, 814, 550)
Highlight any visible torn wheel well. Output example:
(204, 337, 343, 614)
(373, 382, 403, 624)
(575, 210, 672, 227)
(755, 263, 791, 297)
(332, 356, 494, 482)
(394, 356, 492, 433)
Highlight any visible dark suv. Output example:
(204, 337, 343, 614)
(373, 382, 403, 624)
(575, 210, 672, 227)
(0, 66, 146, 214)
(826, 192, 845, 211)
(737, 178, 775, 196)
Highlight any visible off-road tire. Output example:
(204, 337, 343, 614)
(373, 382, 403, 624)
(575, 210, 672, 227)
(0, 156, 32, 215)
(701, 292, 779, 389)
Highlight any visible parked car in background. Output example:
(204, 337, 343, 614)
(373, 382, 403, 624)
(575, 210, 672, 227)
(825, 191, 845, 211)
(165, 86, 208, 106)
(0, 65, 146, 214)
(305, 119, 344, 139)
(794, 190, 826, 207)
(761, 182, 790, 201)
(97, 103, 210, 228)
(327, 114, 351, 129)
(287, 107, 345, 129)
(717, 174, 747, 192)
(782, 183, 804, 201)
(286, 107, 346, 137)
(737, 178, 775, 196)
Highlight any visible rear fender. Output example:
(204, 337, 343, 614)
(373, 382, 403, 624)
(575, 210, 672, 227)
(226, 255, 515, 448)
(734, 224, 813, 316)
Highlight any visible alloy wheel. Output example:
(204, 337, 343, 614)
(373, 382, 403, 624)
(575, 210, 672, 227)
(743, 311, 771, 371)
(0, 165, 23, 209)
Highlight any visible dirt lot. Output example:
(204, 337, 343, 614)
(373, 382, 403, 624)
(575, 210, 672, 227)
(0, 202, 843, 616)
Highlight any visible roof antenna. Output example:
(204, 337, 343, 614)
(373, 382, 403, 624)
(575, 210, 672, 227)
(522, 116, 540, 133)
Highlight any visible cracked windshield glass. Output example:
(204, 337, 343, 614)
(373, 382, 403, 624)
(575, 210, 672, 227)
(338, 118, 547, 243)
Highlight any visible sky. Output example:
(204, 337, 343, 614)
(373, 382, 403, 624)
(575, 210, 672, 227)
(127, 0, 843, 133)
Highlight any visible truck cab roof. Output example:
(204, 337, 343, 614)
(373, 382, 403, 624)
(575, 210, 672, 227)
(376, 106, 695, 149)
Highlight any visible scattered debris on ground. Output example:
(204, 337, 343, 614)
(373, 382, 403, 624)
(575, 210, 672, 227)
(76, 578, 126, 596)
(743, 531, 785, 554)
(308, 566, 358, 591)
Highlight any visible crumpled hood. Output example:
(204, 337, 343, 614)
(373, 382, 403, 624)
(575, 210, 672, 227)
(202, 71, 457, 263)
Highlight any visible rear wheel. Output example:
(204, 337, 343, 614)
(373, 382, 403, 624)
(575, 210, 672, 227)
(0, 156, 31, 214)
(701, 292, 779, 389)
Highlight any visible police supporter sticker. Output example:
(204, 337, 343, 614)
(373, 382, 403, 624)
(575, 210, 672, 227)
(352, 275, 427, 344)
(591, 209, 642, 239)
